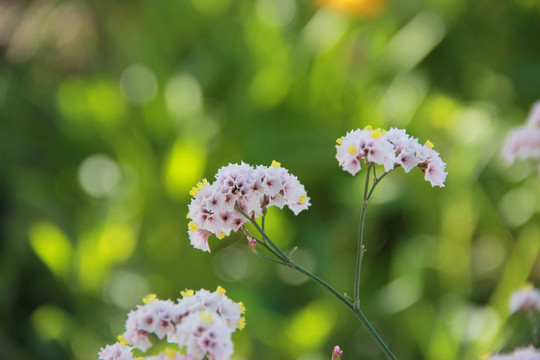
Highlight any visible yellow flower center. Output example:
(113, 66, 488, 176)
(364, 125, 373, 130)
(237, 316, 246, 330)
(188, 222, 198, 232)
(142, 293, 157, 304)
(181, 289, 194, 297)
(272, 160, 281, 167)
(299, 195, 307, 204)
(217, 285, 227, 295)
(200, 311, 213, 325)
(348, 145, 358, 155)
(117, 334, 127, 346)
(217, 232, 226, 240)
(371, 128, 385, 138)
(425, 140, 434, 148)
(238, 301, 246, 313)
(165, 349, 178, 359)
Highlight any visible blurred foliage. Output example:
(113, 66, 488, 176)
(1, 0, 540, 359)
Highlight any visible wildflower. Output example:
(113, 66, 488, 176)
(336, 126, 447, 187)
(486, 345, 540, 359)
(187, 161, 310, 252)
(502, 102, 540, 172)
(100, 288, 245, 360)
(144, 351, 193, 360)
(318, 0, 386, 17)
(509, 285, 540, 314)
(332, 345, 344, 360)
(98, 343, 135, 360)
(247, 236, 257, 249)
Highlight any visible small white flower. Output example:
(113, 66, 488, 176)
(502, 101, 540, 170)
(336, 126, 447, 187)
(510, 286, 540, 314)
(103, 288, 245, 360)
(98, 343, 135, 360)
(187, 161, 310, 252)
(487, 345, 540, 360)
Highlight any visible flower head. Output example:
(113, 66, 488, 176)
(98, 343, 135, 360)
(486, 345, 540, 360)
(187, 162, 310, 252)
(99, 288, 245, 360)
(510, 285, 540, 315)
(503, 102, 540, 171)
(332, 345, 344, 360)
(336, 126, 447, 187)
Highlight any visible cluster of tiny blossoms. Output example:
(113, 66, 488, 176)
(336, 126, 447, 187)
(510, 285, 540, 315)
(331, 346, 343, 360)
(187, 161, 310, 252)
(486, 346, 540, 360)
(98, 287, 245, 360)
(503, 101, 540, 172)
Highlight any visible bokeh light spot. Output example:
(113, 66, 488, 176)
(98, 223, 137, 263)
(104, 271, 150, 310)
(120, 64, 158, 105)
(499, 187, 536, 228)
(378, 274, 421, 313)
(29, 221, 72, 278)
(213, 247, 251, 281)
(165, 74, 203, 118)
(56, 79, 92, 123)
(471, 236, 505, 277)
(451, 107, 492, 145)
(78, 154, 121, 198)
(256, 0, 296, 27)
(249, 67, 290, 108)
(31, 305, 72, 342)
(163, 139, 206, 199)
(286, 300, 336, 352)
(86, 79, 127, 127)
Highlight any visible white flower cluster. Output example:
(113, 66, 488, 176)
(187, 161, 310, 252)
(503, 101, 540, 172)
(98, 287, 246, 360)
(335, 126, 447, 187)
(487, 346, 540, 360)
(510, 285, 540, 315)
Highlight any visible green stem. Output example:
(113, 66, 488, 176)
(354, 164, 372, 309)
(366, 169, 392, 201)
(252, 249, 288, 265)
(242, 225, 283, 260)
(248, 219, 397, 359)
(293, 263, 396, 359)
(237, 206, 289, 262)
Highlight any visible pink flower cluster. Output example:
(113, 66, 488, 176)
(510, 285, 540, 315)
(98, 287, 246, 360)
(503, 102, 540, 172)
(335, 127, 447, 187)
(187, 161, 310, 252)
(487, 346, 540, 360)
(331, 345, 343, 360)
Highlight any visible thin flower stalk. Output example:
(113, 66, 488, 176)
(237, 210, 397, 360)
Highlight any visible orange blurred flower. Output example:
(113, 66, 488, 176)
(318, 0, 386, 17)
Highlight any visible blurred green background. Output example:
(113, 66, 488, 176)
(1, 0, 540, 359)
